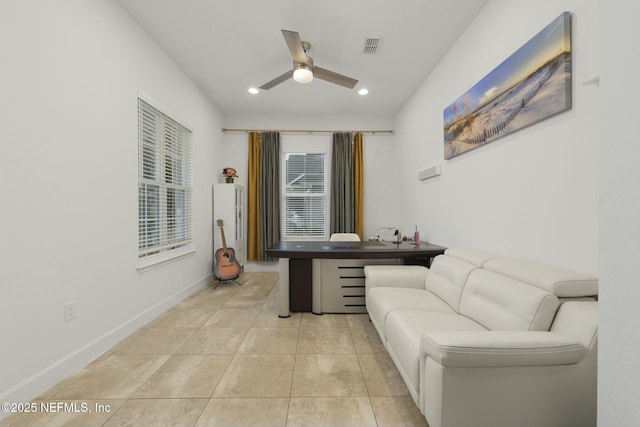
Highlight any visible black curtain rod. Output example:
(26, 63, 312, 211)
(221, 128, 393, 135)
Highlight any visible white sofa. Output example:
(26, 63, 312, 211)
(365, 248, 598, 427)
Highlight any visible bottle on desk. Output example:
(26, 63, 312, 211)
(413, 227, 420, 247)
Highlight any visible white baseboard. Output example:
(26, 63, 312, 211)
(0, 273, 212, 416)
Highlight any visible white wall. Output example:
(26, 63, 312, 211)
(222, 114, 397, 271)
(0, 0, 224, 404)
(394, 0, 600, 274)
(598, 1, 640, 425)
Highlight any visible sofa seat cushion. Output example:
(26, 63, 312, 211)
(384, 309, 487, 398)
(367, 287, 455, 338)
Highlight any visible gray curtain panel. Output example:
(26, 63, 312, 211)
(330, 132, 354, 234)
(259, 132, 281, 260)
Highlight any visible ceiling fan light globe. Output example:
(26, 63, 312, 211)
(293, 67, 313, 84)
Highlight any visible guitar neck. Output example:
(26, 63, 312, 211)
(219, 226, 228, 251)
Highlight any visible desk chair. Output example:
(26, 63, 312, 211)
(329, 233, 361, 242)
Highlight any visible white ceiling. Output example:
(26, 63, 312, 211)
(116, 0, 489, 117)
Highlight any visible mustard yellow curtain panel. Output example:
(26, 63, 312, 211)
(247, 131, 281, 261)
(247, 132, 261, 260)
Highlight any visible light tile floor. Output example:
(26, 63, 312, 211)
(1, 272, 428, 427)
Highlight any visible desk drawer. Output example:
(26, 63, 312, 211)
(320, 259, 399, 313)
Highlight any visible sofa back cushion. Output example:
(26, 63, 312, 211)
(444, 247, 498, 267)
(483, 257, 598, 297)
(459, 269, 560, 331)
(424, 255, 478, 311)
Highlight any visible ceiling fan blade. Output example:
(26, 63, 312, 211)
(259, 70, 293, 90)
(281, 29, 308, 64)
(313, 66, 358, 89)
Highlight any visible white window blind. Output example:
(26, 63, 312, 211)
(283, 152, 327, 238)
(138, 99, 192, 258)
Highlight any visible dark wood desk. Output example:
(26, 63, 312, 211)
(266, 240, 446, 317)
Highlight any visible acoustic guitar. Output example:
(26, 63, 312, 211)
(214, 219, 241, 280)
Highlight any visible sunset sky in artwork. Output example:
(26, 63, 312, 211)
(444, 12, 570, 123)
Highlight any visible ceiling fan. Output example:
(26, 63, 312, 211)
(259, 29, 358, 90)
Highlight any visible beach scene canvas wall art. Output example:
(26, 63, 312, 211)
(444, 12, 571, 160)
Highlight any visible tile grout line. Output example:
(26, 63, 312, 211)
(349, 319, 381, 427)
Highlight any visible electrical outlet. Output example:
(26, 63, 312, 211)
(65, 301, 77, 321)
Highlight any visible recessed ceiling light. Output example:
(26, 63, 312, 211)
(248, 87, 259, 94)
(358, 88, 369, 96)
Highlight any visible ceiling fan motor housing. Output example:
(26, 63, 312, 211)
(295, 55, 313, 69)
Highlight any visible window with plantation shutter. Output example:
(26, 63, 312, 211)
(283, 152, 328, 239)
(138, 98, 192, 260)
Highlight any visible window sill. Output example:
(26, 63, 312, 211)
(136, 247, 196, 273)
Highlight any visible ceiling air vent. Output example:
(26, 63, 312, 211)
(363, 38, 381, 54)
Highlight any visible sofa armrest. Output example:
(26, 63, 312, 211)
(420, 331, 585, 367)
(364, 265, 428, 290)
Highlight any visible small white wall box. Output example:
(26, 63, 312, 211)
(418, 164, 442, 181)
(377, 227, 399, 241)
